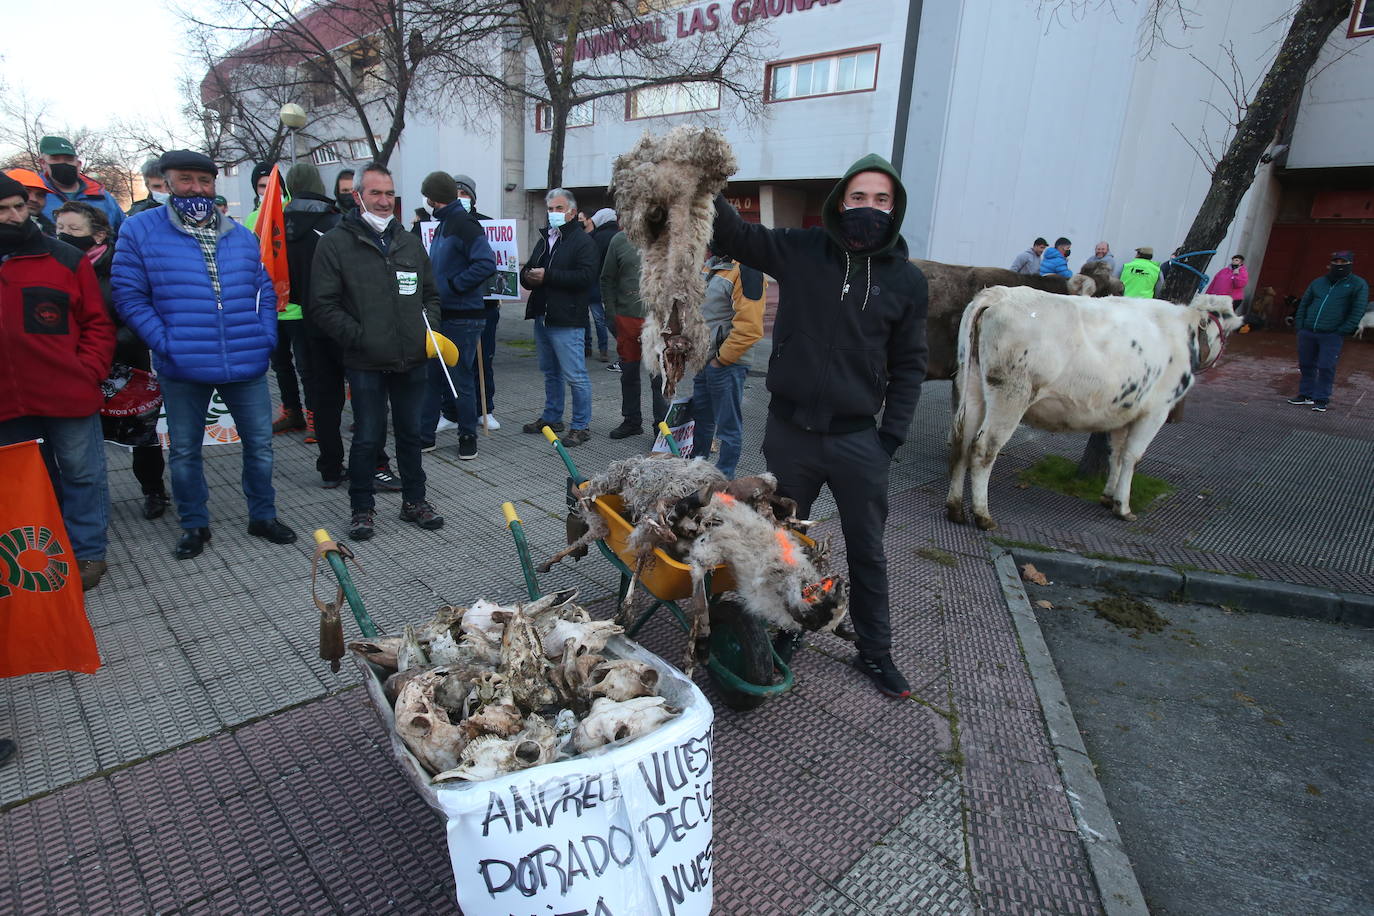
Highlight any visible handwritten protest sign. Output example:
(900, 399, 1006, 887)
(419, 218, 522, 301)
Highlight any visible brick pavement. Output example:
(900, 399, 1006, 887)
(4, 313, 1358, 914)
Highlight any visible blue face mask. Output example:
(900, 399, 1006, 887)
(548, 211, 567, 228)
(457, 198, 471, 211)
(171, 195, 216, 225)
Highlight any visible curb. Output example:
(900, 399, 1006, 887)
(990, 547, 1150, 916)
(1014, 548, 1373, 629)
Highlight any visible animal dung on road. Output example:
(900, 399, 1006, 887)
(1021, 563, 1050, 586)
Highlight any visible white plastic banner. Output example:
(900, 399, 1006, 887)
(652, 396, 695, 458)
(154, 389, 239, 447)
(419, 218, 522, 301)
(359, 636, 714, 915)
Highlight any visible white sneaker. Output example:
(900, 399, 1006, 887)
(481, 413, 502, 430)
(435, 417, 458, 434)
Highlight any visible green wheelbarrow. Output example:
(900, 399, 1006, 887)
(529, 423, 796, 711)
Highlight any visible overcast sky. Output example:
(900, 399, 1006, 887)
(2, 0, 196, 148)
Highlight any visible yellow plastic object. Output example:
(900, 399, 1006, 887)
(502, 502, 520, 527)
(541, 426, 560, 443)
(313, 528, 332, 545)
(426, 331, 459, 366)
(657, 421, 672, 437)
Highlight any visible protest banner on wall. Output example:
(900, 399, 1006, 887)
(419, 218, 522, 301)
(154, 389, 240, 447)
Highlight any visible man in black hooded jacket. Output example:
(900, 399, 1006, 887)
(710, 153, 928, 698)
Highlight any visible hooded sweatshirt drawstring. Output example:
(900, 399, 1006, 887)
(842, 252, 873, 311)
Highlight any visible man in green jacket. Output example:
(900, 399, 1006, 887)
(1120, 246, 1161, 299)
(601, 229, 667, 438)
(308, 162, 445, 539)
(1288, 250, 1369, 412)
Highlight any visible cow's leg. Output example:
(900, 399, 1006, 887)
(967, 392, 1025, 530)
(945, 373, 986, 524)
(1109, 411, 1169, 521)
(1101, 428, 1128, 508)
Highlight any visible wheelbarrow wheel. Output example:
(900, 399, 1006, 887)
(708, 596, 775, 711)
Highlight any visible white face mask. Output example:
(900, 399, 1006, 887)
(361, 210, 393, 234)
(457, 198, 471, 211)
(151, 190, 171, 204)
(548, 211, 567, 228)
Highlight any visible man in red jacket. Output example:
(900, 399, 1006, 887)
(0, 173, 116, 590)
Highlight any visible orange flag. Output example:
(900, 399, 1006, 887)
(0, 440, 100, 677)
(255, 164, 291, 309)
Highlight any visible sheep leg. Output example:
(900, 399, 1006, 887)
(615, 556, 648, 627)
(684, 576, 712, 675)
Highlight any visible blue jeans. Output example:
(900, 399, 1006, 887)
(421, 317, 487, 439)
(347, 365, 427, 511)
(1297, 329, 1344, 403)
(474, 307, 499, 414)
(587, 299, 609, 353)
(534, 318, 592, 429)
(161, 376, 277, 529)
(0, 414, 109, 561)
(690, 362, 749, 477)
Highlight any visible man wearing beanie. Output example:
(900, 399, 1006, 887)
(1288, 250, 1369, 412)
(417, 171, 496, 460)
(112, 149, 298, 559)
(453, 174, 503, 429)
(0, 172, 116, 590)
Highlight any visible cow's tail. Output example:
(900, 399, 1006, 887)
(949, 292, 994, 467)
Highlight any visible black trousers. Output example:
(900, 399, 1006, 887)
(305, 330, 387, 481)
(619, 362, 670, 426)
(271, 318, 310, 412)
(761, 412, 892, 656)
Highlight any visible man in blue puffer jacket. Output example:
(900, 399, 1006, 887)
(112, 149, 297, 560)
(1039, 237, 1073, 278)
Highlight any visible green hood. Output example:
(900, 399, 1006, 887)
(285, 162, 325, 198)
(820, 153, 907, 258)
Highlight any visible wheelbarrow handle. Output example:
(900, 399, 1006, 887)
(657, 421, 682, 457)
(501, 503, 544, 601)
(542, 425, 585, 482)
(313, 528, 379, 638)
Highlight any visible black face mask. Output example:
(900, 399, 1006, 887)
(1327, 264, 1352, 281)
(0, 219, 35, 254)
(337, 193, 357, 211)
(58, 232, 97, 251)
(838, 206, 892, 252)
(49, 163, 79, 187)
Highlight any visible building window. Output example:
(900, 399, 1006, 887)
(766, 46, 880, 103)
(1350, 0, 1374, 37)
(626, 81, 721, 120)
(311, 144, 340, 165)
(536, 101, 595, 132)
(347, 138, 378, 160)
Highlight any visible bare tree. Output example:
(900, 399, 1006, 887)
(436, 0, 770, 189)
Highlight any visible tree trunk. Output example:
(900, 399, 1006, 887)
(546, 100, 568, 190)
(1160, 0, 1352, 305)
(1077, 432, 1111, 478)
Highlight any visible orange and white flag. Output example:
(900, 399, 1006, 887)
(0, 440, 101, 677)
(255, 164, 291, 309)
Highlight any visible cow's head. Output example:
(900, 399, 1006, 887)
(1188, 294, 1243, 370)
(1190, 294, 1243, 333)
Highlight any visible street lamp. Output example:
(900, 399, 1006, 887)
(279, 103, 308, 165)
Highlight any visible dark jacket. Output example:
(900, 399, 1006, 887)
(0, 221, 115, 422)
(600, 230, 643, 319)
(588, 220, 620, 303)
(710, 153, 928, 454)
(127, 197, 162, 216)
(520, 218, 597, 328)
(307, 211, 440, 372)
(283, 192, 341, 330)
(1296, 272, 1369, 335)
(429, 200, 497, 318)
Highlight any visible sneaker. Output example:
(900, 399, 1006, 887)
(523, 418, 565, 434)
(1312, 401, 1328, 412)
(420, 441, 438, 453)
(562, 428, 592, 448)
(854, 652, 911, 698)
(303, 409, 317, 444)
(142, 491, 170, 520)
(480, 413, 502, 430)
(78, 559, 107, 591)
(457, 435, 478, 460)
(373, 466, 402, 491)
(608, 420, 642, 440)
(272, 406, 306, 434)
(606, 360, 622, 373)
(1287, 396, 1315, 405)
(435, 416, 458, 434)
(400, 500, 444, 530)
(348, 510, 375, 541)
(321, 473, 345, 489)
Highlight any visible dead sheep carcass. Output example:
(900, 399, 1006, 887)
(611, 126, 737, 398)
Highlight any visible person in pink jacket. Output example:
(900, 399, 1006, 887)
(1207, 254, 1249, 309)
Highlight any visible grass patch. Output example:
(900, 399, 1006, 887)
(990, 536, 1057, 553)
(1017, 455, 1173, 514)
(916, 546, 959, 567)
(504, 338, 536, 351)
(1089, 595, 1169, 636)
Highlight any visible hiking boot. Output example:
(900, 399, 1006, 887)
(562, 428, 591, 448)
(1286, 396, 1315, 405)
(457, 435, 478, 460)
(607, 360, 622, 373)
(773, 630, 805, 664)
(78, 559, 107, 591)
(348, 510, 375, 541)
(1312, 401, 1328, 412)
(523, 418, 565, 434)
(400, 500, 444, 530)
(142, 491, 170, 520)
(854, 652, 911, 698)
(303, 409, 317, 444)
(272, 406, 306, 434)
(247, 518, 297, 544)
(373, 466, 402, 491)
(608, 420, 642, 440)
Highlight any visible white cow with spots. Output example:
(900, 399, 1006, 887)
(945, 287, 1241, 530)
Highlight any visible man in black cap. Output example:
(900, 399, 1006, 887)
(111, 149, 297, 559)
(1288, 250, 1369, 412)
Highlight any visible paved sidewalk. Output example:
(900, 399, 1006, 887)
(7, 314, 1352, 914)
